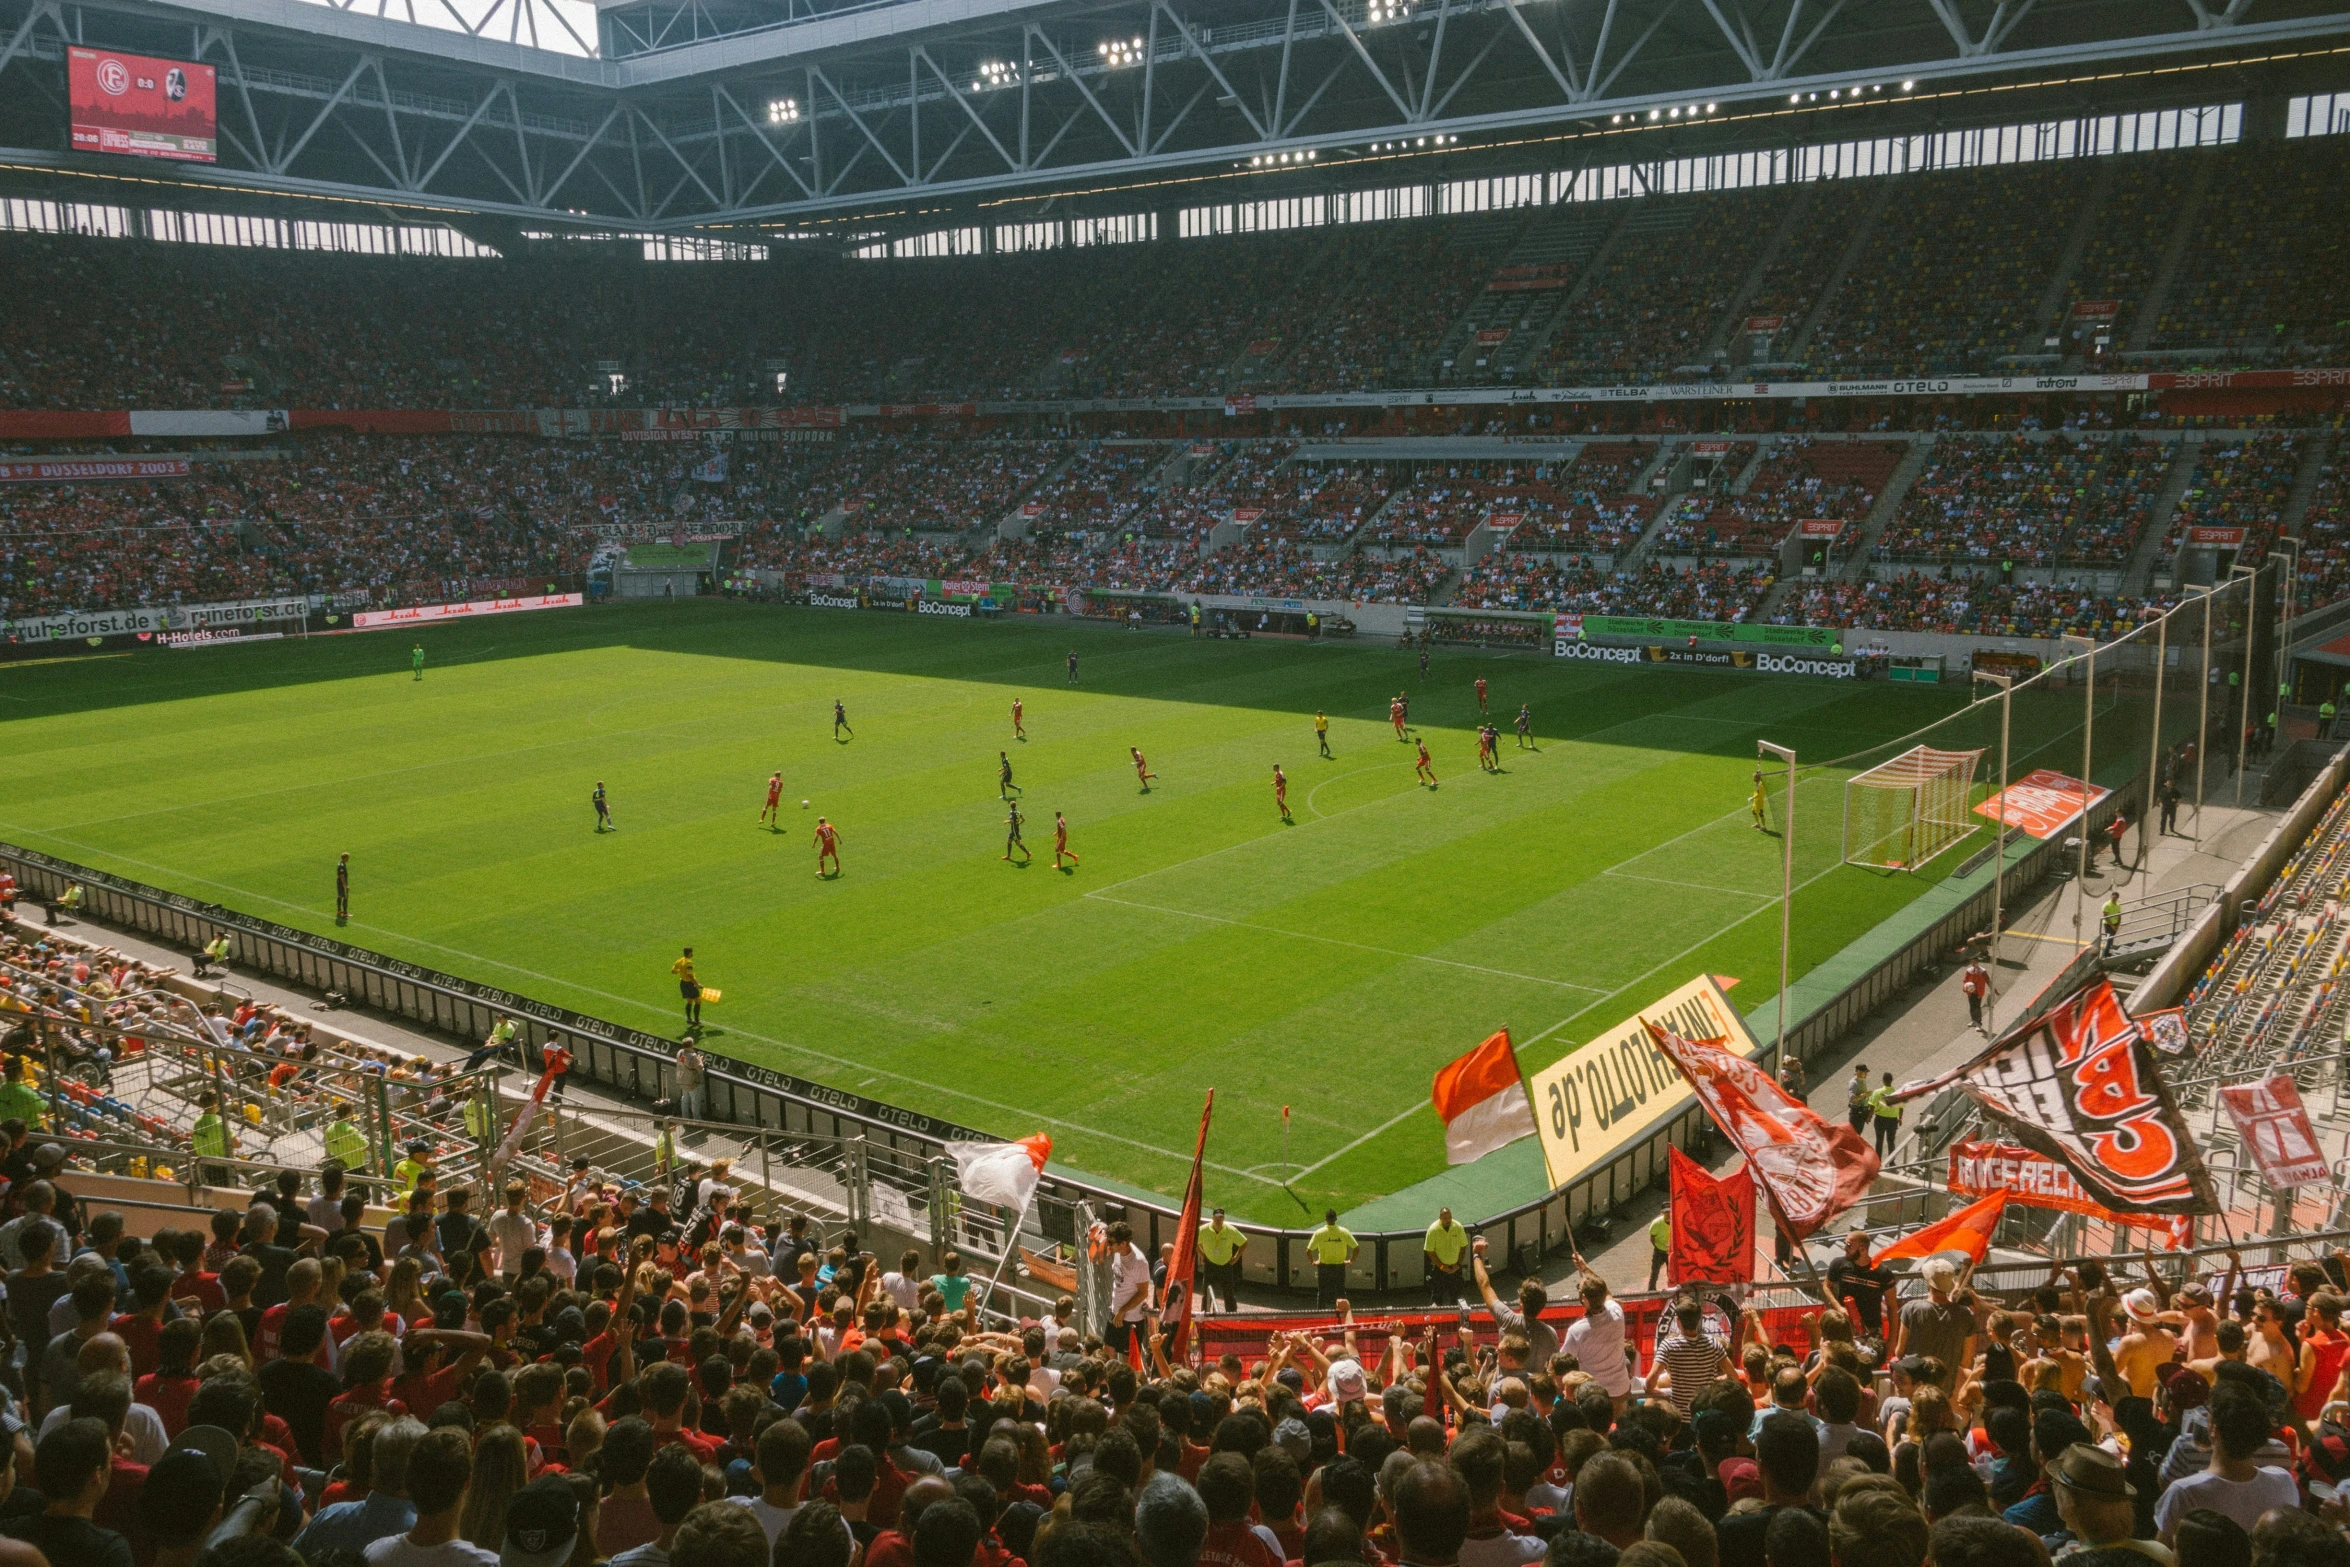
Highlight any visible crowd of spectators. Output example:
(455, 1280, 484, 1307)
(1875, 437, 2168, 569)
(1451, 556, 1775, 619)
(2295, 442, 2350, 609)
(2149, 140, 2350, 361)
(1649, 440, 1904, 560)
(1772, 573, 2167, 640)
(2161, 436, 2305, 561)
(2054, 158, 2189, 362)
(1539, 191, 1782, 383)
(1807, 163, 2089, 379)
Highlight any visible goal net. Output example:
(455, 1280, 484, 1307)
(1842, 745, 1985, 870)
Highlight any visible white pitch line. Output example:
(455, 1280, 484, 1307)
(0, 827, 1292, 1187)
(1289, 1098, 1431, 1180)
(1084, 891, 1608, 991)
(1603, 870, 1776, 897)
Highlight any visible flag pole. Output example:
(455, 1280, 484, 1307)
(973, 1189, 1041, 1320)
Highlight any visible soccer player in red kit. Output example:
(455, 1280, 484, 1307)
(813, 817, 841, 877)
(1415, 737, 1438, 788)
(1053, 811, 1079, 870)
(1475, 677, 1489, 714)
(1273, 765, 1291, 822)
(1390, 696, 1407, 741)
(1131, 748, 1158, 792)
(1012, 697, 1026, 741)
(760, 773, 783, 827)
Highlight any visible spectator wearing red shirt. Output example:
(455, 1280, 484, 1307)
(109, 1264, 174, 1379)
(1198, 1453, 1282, 1567)
(165, 1230, 224, 1317)
(133, 1317, 202, 1439)
(639, 1364, 720, 1462)
(389, 1327, 491, 1419)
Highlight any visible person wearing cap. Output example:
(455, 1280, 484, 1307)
(2045, 1443, 2163, 1566)
(393, 1142, 436, 1197)
(1891, 1258, 1974, 1392)
(1305, 1210, 1357, 1310)
(2111, 1286, 2180, 1401)
(141, 1439, 227, 1567)
(1196, 1209, 1245, 1314)
(366, 1426, 498, 1567)
(499, 1474, 579, 1567)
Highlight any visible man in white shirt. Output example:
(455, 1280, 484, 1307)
(2155, 1384, 2302, 1544)
(1558, 1258, 1631, 1404)
(1107, 1220, 1153, 1360)
(486, 1183, 539, 1281)
(725, 1415, 846, 1550)
(880, 1250, 925, 1314)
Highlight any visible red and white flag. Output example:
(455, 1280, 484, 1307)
(492, 1047, 571, 1168)
(2219, 1077, 2330, 1190)
(1666, 1146, 1755, 1284)
(1431, 1030, 1538, 1165)
(945, 1134, 1052, 1210)
(1872, 1191, 2007, 1265)
(1644, 1017, 1878, 1238)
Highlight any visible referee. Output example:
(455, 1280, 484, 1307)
(1306, 1209, 1358, 1309)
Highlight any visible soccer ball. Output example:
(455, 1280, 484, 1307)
(802, 799, 810, 808)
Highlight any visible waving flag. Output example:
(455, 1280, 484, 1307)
(946, 1134, 1052, 1210)
(1892, 976, 2214, 1217)
(1645, 1017, 1877, 1238)
(1666, 1145, 1755, 1284)
(1872, 1191, 2007, 1265)
(1162, 1090, 1216, 1363)
(492, 1046, 570, 1169)
(1432, 1030, 1538, 1164)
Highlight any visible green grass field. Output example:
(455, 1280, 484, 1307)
(0, 602, 1987, 1221)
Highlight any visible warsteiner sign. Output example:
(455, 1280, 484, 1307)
(1528, 975, 1756, 1192)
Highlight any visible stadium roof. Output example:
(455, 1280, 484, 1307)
(0, 0, 2345, 234)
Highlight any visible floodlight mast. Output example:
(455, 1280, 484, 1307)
(1758, 740, 1796, 1076)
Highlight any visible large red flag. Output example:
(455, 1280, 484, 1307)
(1162, 1089, 1215, 1364)
(1871, 1191, 2006, 1265)
(1643, 1018, 1877, 1239)
(1666, 1146, 1755, 1284)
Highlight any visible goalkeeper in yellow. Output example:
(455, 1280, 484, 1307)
(1750, 770, 1769, 832)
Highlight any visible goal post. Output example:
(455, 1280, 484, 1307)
(1842, 745, 1986, 871)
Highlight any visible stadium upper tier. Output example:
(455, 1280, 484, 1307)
(5, 137, 2349, 412)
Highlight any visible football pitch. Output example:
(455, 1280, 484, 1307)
(0, 602, 1988, 1221)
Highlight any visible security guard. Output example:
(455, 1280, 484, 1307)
(1197, 1207, 1246, 1313)
(192, 1091, 233, 1185)
(1648, 1211, 1671, 1291)
(2102, 890, 2124, 954)
(323, 1103, 369, 1173)
(1306, 1208, 1358, 1309)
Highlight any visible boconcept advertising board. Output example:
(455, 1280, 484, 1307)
(1554, 639, 1856, 678)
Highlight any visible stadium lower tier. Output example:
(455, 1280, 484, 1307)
(0, 425, 2327, 639)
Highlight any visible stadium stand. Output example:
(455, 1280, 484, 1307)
(1773, 573, 2167, 638)
(1873, 434, 2172, 568)
(1806, 162, 2093, 378)
(2148, 139, 2350, 361)
(2158, 433, 2305, 560)
(1648, 438, 1905, 557)
(1538, 188, 1782, 383)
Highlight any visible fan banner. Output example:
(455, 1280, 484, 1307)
(2218, 1076, 2331, 1190)
(2139, 1006, 2192, 1057)
(1945, 1139, 2191, 1246)
(1895, 977, 2216, 1217)
(1161, 1091, 1215, 1362)
(1871, 1192, 2006, 1265)
(1666, 1146, 1754, 1284)
(1642, 1016, 1878, 1238)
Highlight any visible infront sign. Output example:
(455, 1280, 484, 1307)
(1527, 975, 1754, 1192)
